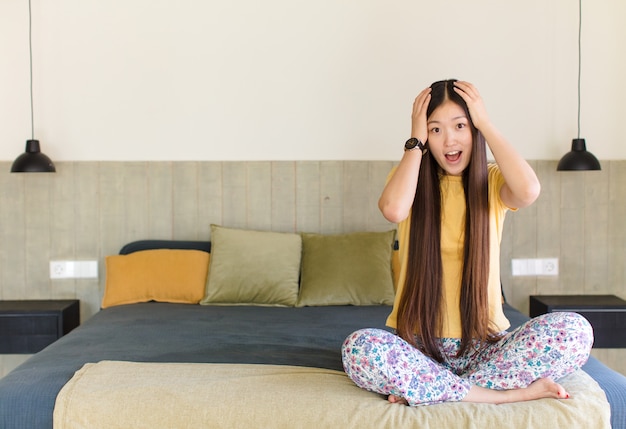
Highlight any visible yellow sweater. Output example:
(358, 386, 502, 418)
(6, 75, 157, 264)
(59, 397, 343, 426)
(386, 163, 512, 338)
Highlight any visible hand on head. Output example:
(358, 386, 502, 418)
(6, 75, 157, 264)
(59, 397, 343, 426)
(410, 87, 432, 143)
(452, 81, 491, 131)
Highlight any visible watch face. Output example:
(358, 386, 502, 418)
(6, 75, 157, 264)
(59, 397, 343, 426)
(405, 138, 419, 150)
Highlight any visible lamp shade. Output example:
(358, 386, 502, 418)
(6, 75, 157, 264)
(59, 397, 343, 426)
(556, 138, 601, 171)
(11, 140, 56, 173)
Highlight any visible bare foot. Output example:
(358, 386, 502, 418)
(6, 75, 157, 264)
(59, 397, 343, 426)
(463, 378, 570, 405)
(519, 378, 570, 401)
(387, 394, 408, 405)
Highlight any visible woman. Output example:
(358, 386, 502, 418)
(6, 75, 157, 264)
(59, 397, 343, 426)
(341, 79, 593, 405)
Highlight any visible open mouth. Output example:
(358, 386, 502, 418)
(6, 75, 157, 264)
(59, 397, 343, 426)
(445, 151, 462, 162)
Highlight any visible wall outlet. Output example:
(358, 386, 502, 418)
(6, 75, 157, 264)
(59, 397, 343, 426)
(50, 261, 98, 279)
(511, 258, 558, 276)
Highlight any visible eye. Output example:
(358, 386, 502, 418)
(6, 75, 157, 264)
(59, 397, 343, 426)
(456, 123, 466, 129)
(430, 127, 440, 134)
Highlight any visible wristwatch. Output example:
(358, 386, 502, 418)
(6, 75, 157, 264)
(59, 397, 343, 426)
(404, 137, 427, 155)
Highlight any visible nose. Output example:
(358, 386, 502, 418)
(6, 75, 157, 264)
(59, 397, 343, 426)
(442, 129, 454, 147)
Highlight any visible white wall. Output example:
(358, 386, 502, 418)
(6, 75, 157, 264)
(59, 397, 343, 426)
(1, 0, 624, 161)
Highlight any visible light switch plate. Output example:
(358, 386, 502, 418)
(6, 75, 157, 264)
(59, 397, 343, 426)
(511, 258, 558, 276)
(50, 261, 98, 279)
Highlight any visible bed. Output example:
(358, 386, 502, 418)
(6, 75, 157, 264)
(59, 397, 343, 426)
(0, 232, 624, 428)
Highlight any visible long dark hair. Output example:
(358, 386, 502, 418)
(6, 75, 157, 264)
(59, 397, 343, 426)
(396, 79, 499, 362)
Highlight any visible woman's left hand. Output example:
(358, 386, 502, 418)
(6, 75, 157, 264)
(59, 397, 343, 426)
(453, 81, 491, 131)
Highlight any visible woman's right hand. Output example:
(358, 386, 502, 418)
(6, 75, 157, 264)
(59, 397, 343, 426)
(411, 87, 432, 142)
(378, 87, 432, 223)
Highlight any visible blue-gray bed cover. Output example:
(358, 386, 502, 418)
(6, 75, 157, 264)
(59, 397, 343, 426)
(0, 302, 624, 429)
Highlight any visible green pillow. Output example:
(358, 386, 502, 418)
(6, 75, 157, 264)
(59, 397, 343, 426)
(201, 225, 302, 306)
(297, 230, 396, 306)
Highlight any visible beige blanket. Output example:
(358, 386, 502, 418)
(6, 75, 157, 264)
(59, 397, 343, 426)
(53, 361, 610, 429)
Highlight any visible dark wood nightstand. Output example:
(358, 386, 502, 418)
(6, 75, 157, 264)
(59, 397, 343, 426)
(529, 295, 626, 348)
(0, 300, 80, 353)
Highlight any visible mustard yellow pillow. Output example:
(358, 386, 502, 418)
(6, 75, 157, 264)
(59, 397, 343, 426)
(102, 249, 210, 308)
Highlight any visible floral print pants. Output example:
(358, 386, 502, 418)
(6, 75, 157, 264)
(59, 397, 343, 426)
(341, 312, 593, 406)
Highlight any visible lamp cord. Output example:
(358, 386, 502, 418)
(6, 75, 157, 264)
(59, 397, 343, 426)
(577, 0, 582, 140)
(29, 0, 34, 140)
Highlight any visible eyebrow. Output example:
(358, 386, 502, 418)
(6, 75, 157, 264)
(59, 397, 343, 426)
(427, 115, 467, 125)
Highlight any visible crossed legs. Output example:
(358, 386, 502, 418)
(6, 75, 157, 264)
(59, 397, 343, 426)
(341, 312, 593, 406)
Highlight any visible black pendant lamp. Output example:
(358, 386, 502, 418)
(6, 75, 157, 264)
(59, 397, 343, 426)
(11, 0, 56, 173)
(557, 0, 600, 171)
